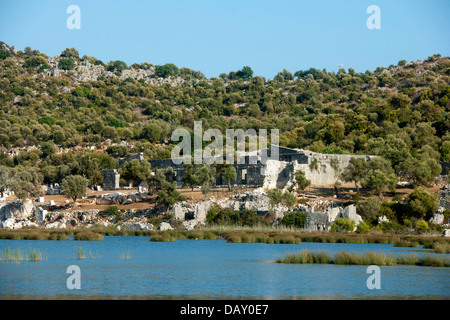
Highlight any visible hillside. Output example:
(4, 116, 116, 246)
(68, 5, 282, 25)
(0, 41, 449, 189)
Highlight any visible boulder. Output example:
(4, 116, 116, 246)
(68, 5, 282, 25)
(0, 200, 34, 220)
(194, 200, 212, 223)
(69, 219, 77, 227)
(173, 202, 188, 220)
(340, 205, 363, 226)
(182, 220, 197, 231)
(1, 218, 17, 229)
(429, 213, 444, 225)
(34, 206, 47, 225)
(159, 222, 173, 231)
(122, 222, 153, 231)
(45, 221, 66, 229)
(378, 216, 389, 224)
(325, 207, 341, 223)
(273, 204, 290, 219)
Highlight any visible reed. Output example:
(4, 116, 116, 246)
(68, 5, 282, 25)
(394, 240, 420, 248)
(0, 248, 24, 263)
(432, 242, 450, 254)
(26, 249, 45, 262)
(277, 250, 449, 267)
(397, 253, 420, 265)
(73, 232, 104, 241)
(74, 246, 86, 260)
(312, 251, 332, 264)
(418, 255, 448, 267)
(149, 234, 176, 242)
(88, 250, 102, 259)
(120, 248, 131, 260)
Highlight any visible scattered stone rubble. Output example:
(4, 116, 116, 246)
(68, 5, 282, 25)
(1, 185, 449, 232)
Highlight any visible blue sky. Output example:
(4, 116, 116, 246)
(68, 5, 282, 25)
(0, 0, 449, 78)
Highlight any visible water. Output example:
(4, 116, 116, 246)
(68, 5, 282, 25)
(0, 237, 448, 299)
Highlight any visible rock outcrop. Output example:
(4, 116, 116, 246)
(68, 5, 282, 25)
(159, 222, 173, 231)
(429, 213, 444, 225)
(304, 204, 362, 231)
(121, 222, 154, 231)
(173, 200, 213, 225)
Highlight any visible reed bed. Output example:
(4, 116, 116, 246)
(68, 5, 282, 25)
(149, 234, 177, 242)
(277, 250, 450, 267)
(25, 249, 46, 262)
(430, 242, 450, 254)
(0, 229, 69, 240)
(73, 232, 104, 241)
(120, 248, 131, 260)
(394, 240, 420, 248)
(0, 248, 47, 263)
(74, 246, 86, 260)
(0, 248, 24, 263)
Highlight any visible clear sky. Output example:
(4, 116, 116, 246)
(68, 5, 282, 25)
(0, 0, 449, 79)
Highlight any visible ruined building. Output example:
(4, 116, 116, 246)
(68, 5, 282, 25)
(102, 169, 120, 190)
(141, 146, 375, 189)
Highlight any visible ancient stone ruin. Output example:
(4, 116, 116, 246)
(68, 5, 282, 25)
(102, 169, 120, 190)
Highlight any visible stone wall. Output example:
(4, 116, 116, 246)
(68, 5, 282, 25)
(262, 148, 373, 189)
(102, 169, 120, 190)
(144, 146, 375, 190)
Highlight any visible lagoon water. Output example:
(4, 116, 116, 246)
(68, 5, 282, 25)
(0, 236, 449, 299)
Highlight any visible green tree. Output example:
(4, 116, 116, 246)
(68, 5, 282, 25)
(0, 49, 12, 60)
(60, 48, 80, 59)
(154, 169, 185, 213)
(267, 188, 283, 209)
(24, 56, 49, 69)
(154, 63, 179, 78)
(278, 212, 307, 228)
(367, 136, 411, 174)
(281, 191, 297, 209)
(341, 157, 367, 191)
(61, 175, 88, 205)
(356, 197, 380, 224)
(8, 167, 43, 201)
(221, 165, 237, 191)
(119, 159, 151, 187)
(236, 66, 253, 80)
(59, 58, 75, 70)
(400, 151, 441, 186)
(294, 169, 311, 191)
(106, 60, 128, 72)
(404, 187, 438, 221)
(41, 142, 57, 158)
(361, 158, 397, 198)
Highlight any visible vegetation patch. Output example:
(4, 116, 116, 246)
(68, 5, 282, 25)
(73, 231, 104, 241)
(277, 250, 450, 267)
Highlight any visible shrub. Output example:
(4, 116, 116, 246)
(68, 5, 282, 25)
(149, 234, 176, 242)
(74, 232, 104, 241)
(356, 221, 370, 234)
(356, 198, 380, 224)
(103, 206, 119, 216)
(432, 242, 450, 254)
(278, 212, 307, 228)
(207, 208, 259, 227)
(330, 218, 355, 232)
(59, 58, 75, 70)
(405, 187, 438, 221)
(416, 220, 429, 234)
